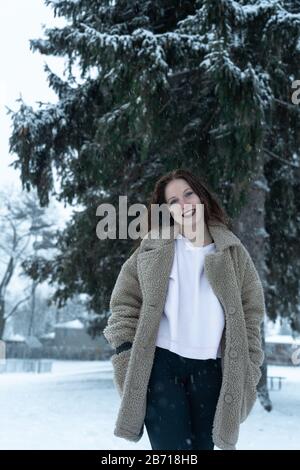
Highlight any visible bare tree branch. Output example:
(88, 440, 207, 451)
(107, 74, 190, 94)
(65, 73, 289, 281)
(4, 295, 31, 321)
(263, 147, 300, 171)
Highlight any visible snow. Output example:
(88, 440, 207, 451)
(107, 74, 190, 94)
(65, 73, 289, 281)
(39, 332, 55, 339)
(266, 334, 300, 345)
(0, 360, 299, 450)
(3, 334, 26, 342)
(54, 319, 84, 329)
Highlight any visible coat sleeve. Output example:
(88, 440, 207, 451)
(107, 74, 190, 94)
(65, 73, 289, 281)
(103, 245, 143, 350)
(241, 250, 266, 382)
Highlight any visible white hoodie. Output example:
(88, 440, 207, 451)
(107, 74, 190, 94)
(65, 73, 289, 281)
(155, 232, 225, 359)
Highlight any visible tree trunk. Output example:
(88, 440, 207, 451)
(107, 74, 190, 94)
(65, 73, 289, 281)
(28, 280, 37, 337)
(0, 297, 6, 339)
(232, 162, 272, 413)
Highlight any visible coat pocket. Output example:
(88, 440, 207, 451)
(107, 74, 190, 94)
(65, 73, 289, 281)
(240, 360, 259, 423)
(111, 346, 132, 397)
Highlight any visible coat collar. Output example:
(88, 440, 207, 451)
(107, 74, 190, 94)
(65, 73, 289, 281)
(140, 220, 241, 253)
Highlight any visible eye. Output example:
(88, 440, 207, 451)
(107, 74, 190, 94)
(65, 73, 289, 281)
(168, 191, 193, 205)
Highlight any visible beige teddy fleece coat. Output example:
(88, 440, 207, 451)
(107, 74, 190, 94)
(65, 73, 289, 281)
(103, 220, 265, 450)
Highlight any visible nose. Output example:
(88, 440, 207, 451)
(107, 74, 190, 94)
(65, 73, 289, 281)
(179, 201, 185, 211)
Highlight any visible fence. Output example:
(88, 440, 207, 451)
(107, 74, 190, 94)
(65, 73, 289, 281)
(4, 343, 113, 361)
(0, 358, 52, 373)
(4, 340, 299, 364)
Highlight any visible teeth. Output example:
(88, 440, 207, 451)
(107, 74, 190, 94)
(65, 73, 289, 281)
(183, 208, 195, 217)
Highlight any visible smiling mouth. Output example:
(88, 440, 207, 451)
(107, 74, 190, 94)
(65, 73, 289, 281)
(182, 208, 196, 217)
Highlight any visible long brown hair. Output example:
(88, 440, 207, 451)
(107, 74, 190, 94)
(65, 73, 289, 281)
(129, 168, 233, 254)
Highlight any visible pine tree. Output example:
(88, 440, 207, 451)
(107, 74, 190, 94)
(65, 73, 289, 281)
(8, 0, 300, 349)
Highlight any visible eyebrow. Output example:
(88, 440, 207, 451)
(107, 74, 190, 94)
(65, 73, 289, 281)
(167, 188, 192, 203)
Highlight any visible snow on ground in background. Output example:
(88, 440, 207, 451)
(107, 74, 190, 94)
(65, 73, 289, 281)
(265, 334, 300, 344)
(238, 365, 300, 450)
(0, 360, 299, 450)
(0, 360, 111, 384)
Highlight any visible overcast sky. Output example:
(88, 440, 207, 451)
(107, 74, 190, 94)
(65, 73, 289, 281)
(0, 0, 71, 220)
(0, 1, 76, 310)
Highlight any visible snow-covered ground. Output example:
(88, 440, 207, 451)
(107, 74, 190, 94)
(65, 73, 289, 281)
(0, 360, 299, 450)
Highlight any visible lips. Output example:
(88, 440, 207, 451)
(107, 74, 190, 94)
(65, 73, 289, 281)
(182, 208, 196, 217)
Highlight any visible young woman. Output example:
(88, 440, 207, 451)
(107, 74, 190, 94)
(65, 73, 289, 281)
(103, 168, 265, 450)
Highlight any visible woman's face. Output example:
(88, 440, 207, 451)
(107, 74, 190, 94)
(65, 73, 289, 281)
(164, 178, 203, 227)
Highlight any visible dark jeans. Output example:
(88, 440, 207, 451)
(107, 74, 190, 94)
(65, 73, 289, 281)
(144, 346, 222, 450)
